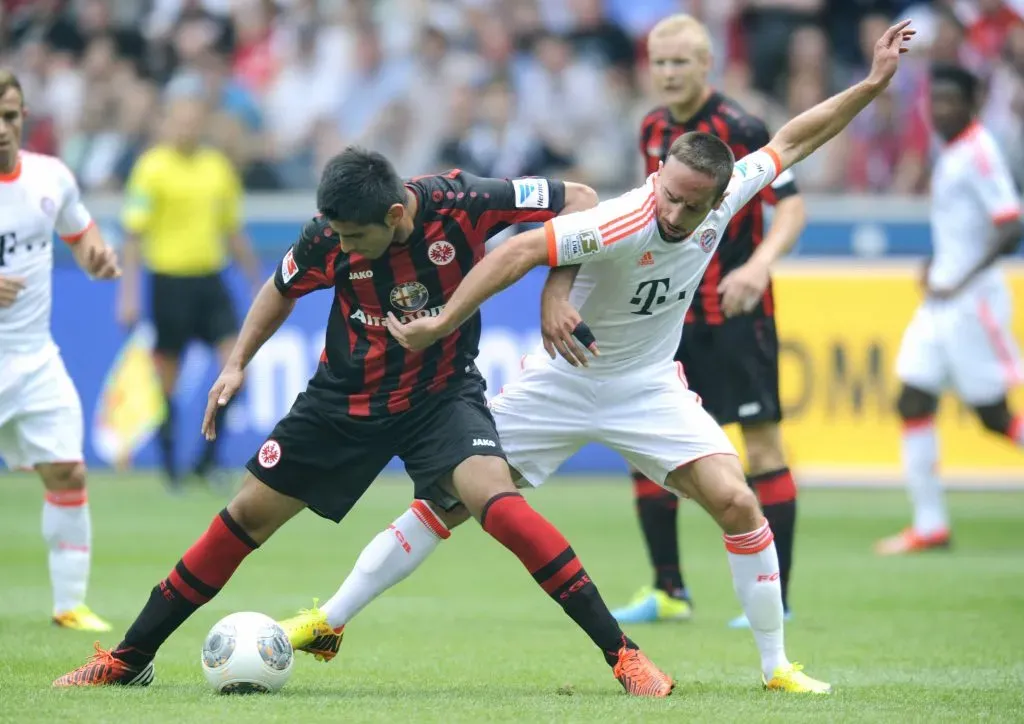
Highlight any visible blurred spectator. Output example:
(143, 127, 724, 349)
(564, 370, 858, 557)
(0, 0, 1017, 196)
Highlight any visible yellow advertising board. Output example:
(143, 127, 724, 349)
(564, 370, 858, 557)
(722, 264, 1024, 482)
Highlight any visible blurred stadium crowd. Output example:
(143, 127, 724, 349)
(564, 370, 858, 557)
(2, 0, 1022, 194)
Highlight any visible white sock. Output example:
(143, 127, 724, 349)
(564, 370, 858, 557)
(902, 418, 948, 535)
(723, 519, 789, 680)
(321, 501, 449, 630)
(42, 489, 91, 615)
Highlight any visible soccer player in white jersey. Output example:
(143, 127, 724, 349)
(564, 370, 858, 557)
(0, 71, 121, 630)
(280, 22, 916, 693)
(876, 64, 1024, 556)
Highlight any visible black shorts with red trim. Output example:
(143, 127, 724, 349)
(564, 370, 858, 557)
(675, 315, 782, 426)
(245, 374, 505, 522)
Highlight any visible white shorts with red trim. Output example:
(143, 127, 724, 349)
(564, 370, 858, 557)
(490, 355, 736, 487)
(0, 345, 84, 469)
(896, 279, 1023, 405)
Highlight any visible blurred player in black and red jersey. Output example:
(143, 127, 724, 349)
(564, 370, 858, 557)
(608, 15, 807, 628)
(54, 147, 674, 696)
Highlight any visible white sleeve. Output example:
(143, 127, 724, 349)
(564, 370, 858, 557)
(55, 162, 94, 242)
(544, 190, 654, 266)
(970, 134, 1022, 223)
(721, 148, 782, 218)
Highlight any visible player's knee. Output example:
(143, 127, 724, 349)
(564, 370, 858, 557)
(974, 400, 1012, 435)
(226, 474, 302, 544)
(450, 455, 516, 518)
(896, 385, 938, 421)
(39, 461, 87, 492)
(717, 484, 762, 535)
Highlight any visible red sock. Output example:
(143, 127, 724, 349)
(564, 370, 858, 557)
(119, 510, 258, 663)
(480, 493, 631, 664)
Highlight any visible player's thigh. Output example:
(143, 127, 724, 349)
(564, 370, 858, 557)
(10, 354, 84, 469)
(399, 376, 516, 515)
(601, 363, 738, 487)
(245, 392, 394, 525)
(487, 364, 590, 488)
(150, 274, 193, 355)
(895, 303, 945, 396)
(197, 273, 240, 348)
(946, 291, 1024, 406)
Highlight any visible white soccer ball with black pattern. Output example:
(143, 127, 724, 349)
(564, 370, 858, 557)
(201, 611, 294, 694)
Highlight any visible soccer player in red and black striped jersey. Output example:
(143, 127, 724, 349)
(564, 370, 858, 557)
(608, 15, 807, 628)
(53, 147, 674, 696)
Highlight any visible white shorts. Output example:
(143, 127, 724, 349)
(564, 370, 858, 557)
(490, 357, 737, 487)
(896, 282, 1024, 405)
(0, 346, 84, 470)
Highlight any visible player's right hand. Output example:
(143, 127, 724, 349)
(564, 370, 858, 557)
(202, 366, 244, 440)
(0, 275, 26, 308)
(867, 19, 915, 89)
(541, 297, 599, 367)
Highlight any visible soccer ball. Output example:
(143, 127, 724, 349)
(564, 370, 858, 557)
(201, 612, 294, 694)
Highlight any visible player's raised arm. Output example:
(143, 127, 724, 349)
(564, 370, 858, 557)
(765, 20, 915, 172)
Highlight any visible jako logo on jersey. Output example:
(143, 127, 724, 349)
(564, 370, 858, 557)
(349, 269, 374, 280)
(473, 438, 497, 447)
(350, 304, 445, 327)
(559, 229, 600, 263)
(281, 249, 299, 283)
(512, 178, 549, 209)
(428, 240, 456, 266)
(389, 281, 430, 313)
(698, 228, 717, 253)
(258, 439, 282, 468)
(638, 251, 654, 266)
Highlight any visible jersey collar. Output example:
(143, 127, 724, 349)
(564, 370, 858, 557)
(946, 121, 981, 147)
(0, 154, 22, 183)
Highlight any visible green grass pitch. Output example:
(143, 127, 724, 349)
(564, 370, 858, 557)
(1, 473, 1023, 723)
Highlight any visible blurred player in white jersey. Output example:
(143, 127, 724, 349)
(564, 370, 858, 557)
(877, 64, 1024, 556)
(282, 22, 917, 694)
(0, 71, 121, 630)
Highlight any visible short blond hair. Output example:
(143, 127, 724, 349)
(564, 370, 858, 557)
(647, 14, 712, 56)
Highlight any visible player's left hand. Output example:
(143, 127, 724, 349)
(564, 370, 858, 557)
(718, 260, 769, 317)
(541, 297, 599, 367)
(84, 244, 121, 279)
(867, 19, 915, 89)
(385, 312, 445, 351)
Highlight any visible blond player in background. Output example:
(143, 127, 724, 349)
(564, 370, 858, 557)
(878, 64, 1024, 555)
(0, 70, 121, 631)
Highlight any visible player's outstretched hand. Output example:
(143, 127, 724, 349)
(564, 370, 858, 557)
(385, 312, 445, 351)
(202, 366, 244, 441)
(0, 275, 26, 308)
(718, 260, 770, 318)
(867, 19, 915, 89)
(541, 297, 599, 367)
(85, 244, 121, 279)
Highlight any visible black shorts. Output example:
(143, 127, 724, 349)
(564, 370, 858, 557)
(676, 316, 782, 426)
(245, 375, 505, 522)
(150, 273, 238, 355)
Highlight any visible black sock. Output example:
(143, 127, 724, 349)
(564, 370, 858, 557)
(749, 468, 797, 611)
(115, 510, 258, 667)
(157, 398, 177, 480)
(632, 472, 685, 596)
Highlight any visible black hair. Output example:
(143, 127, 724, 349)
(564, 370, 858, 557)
(316, 146, 406, 225)
(930, 63, 979, 106)
(667, 131, 735, 196)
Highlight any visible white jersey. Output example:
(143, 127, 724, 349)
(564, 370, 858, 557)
(0, 152, 93, 354)
(928, 123, 1021, 292)
(543, 148, 781, 371)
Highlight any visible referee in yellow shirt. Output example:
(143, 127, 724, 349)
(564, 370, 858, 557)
(118, 97, 261, 492)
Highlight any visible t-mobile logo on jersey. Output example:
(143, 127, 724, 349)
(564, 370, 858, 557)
(0, 231, 17, 266)
(630, 278, 686, 315)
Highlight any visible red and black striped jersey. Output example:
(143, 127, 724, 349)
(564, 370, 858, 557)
(274, 170, 566, 418)
(639, 92, 800, 325)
